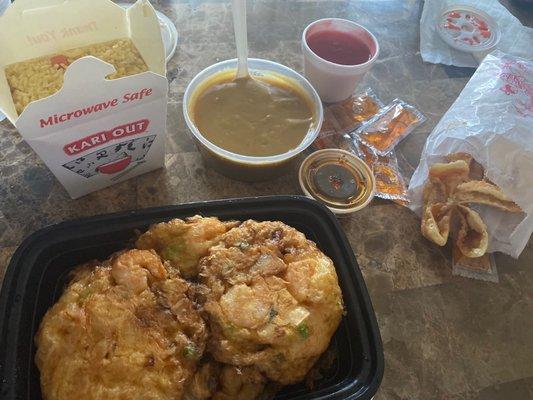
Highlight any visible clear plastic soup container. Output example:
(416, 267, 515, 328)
(183, 58, 323, 181)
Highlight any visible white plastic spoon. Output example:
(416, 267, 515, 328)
(232, 0, 250, 79)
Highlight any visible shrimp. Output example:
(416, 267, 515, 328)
(136, 216, 239, 278)
(111, 249, 167, 294)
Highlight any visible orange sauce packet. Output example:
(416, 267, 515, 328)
(354, 140, 408, 204)
(357, 99, 425, 156)
(328, 88, 384, 134)
(313, 108, 355, 152)
(452, 244, 498, 282)
(373, 163, 408, 202)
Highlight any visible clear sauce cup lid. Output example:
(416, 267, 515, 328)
(436, 6, 501, 53)
(299, 149, 375, 214)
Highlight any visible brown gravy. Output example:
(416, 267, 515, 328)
(191, 71, 315, 157)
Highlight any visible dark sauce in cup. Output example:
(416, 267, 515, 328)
(306, 30, 372, 65)
(299, 149, 375, 213)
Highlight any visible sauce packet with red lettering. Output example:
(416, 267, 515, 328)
(313, 131, 355, 151)
(452, 244, 499, 283)
(356, 99, 426, 156)
(328, 88, 384, 134)
(314, 88, 384, 151)
(313, 108, 356, 152)
(353, 139, 409, 205)
(314, 131, 359, 153)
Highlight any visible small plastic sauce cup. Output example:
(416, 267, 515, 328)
(302, 18, 379, 103)
(299, 149, 375, 215)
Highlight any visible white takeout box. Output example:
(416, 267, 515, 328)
(0, 0, 168, 198)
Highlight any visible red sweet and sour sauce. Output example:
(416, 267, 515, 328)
(306, 30, 372, 66)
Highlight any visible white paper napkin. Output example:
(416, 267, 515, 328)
(420, 0, 533, 67)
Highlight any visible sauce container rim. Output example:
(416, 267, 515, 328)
(299, 148, 376, 214)
(183, 58, 324, 165)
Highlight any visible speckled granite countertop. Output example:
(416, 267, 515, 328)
(1, 1, 532, 399)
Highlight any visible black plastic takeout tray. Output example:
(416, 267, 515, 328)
(0, 196, 383, 400)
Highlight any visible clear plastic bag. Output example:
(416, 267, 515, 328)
(409, 51, 533, 258)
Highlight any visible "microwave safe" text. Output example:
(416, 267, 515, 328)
(39, 88, 153, 128)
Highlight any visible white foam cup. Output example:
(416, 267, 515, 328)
(302, 18, 379, 103)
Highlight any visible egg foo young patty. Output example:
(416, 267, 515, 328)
(35, 249, 207, 400)
(184, 361, 266, 400)
(198, 220, 344, 385)
(136, 216, 239, 279)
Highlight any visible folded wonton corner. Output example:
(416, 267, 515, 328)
(421, 153, 522, 258)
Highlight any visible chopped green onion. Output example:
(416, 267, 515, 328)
(182, 344, 199, 359)
(297, 322, 309, 339)
(268, 308, 278, 322)
(162, 241, 185, 261)
(222, 263, 234, 274)
(78, 287, 91, 302)
(238, 242, 250, 250)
